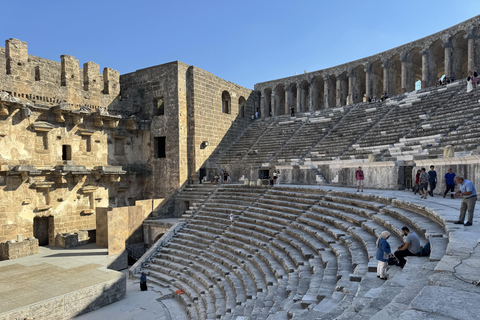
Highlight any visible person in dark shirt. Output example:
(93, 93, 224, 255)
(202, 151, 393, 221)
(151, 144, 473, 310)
(443, 168, 456, 199)
(428, 165, 437, 197)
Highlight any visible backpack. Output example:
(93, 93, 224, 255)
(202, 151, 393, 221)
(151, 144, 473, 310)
(418, 241, 431, 257)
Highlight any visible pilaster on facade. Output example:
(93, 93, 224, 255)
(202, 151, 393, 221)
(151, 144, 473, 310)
(364, 63, 372, 98)
(400, 53, 408, 93)
(381, 58, 389, 94)
(420, 48, 429, 88)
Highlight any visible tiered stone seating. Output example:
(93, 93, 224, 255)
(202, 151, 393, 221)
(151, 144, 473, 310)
(134, 185, 449, 320)
(351, 85, 457, 160)
(273, 108, 347, 163)
(217, 118, 275, 166)
(240, 115, 307, 165)
(426, 86, 480, 157)
(308, 101, 390, 160)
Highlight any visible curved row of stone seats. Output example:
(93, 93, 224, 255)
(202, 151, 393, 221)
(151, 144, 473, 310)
(138, 185, 450, 319)
(175, 184, 218, 203)
(273, 107, 347, 162)
(352, 85, 456, 154)
(217, 118, 275, 165)
(307, 101, 390, 160)
(241, 115, 307, 164)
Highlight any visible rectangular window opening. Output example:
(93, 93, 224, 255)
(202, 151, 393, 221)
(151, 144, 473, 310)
(62, 145, 72, 161)
(115, 138, 125, 156)
(154, 136, 166, 158)
(154, 97, 165, 116)
(83, 136, 92, 152)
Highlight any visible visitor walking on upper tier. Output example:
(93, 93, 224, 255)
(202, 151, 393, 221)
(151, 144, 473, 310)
(255, 111, 259, 119)
(376, 231, 392, 280)
(251, 114, 255, 121)
(419, 168, 429, 199)
(276, 170, 281, 185)
(473, 71, 478, 88)
(443, 168, 456, 199)
(355, 166, 364, 192)
(273, 170, 278, 185)
(467, 76, 473, 93)
(290, 106, 295, 117)
(428, 166, 437, 197)
(394, 227, 421, 269)
(450, 74, 455, 83)
(413, 169, 422, 195)
(454, 177, 477, 226)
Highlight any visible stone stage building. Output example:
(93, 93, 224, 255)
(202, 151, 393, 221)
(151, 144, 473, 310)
(1, 13, 480, 320)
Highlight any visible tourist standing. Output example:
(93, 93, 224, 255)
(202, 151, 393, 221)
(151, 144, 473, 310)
(467, 76, 473, 93)
(230, 212, 235, 225)
(453, 177, 477, 226)
(140, 272, 148, 291)
(290, 106, 295, 117)
(223, 172, 229, 184)
(473, 71, 478, 88)
(419, 168, 429, 199)
(443, 168, 456, 199)
(428, 165, 437, 196)
(273, 170, 278, 185)
(394, 227, 421, 269)
(376, 231, 392, 280)
(277, 170, 281, 186)
(413, 169, 421, 195)
(355, 166, 364, 192)
(255, 111, 259, 119)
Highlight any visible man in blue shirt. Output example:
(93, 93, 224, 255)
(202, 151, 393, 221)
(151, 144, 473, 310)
(428, 165, 437, 196)
(443, 168, 456, 199)
(454, 177, 477, 226)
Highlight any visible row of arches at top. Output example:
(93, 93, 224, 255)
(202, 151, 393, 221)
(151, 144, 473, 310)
(259, 30, 475, 116)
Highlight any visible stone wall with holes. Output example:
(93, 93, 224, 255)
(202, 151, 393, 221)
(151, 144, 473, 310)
(0, 38, 124, 113)
(119, 61, 187, 199)
(187, 66, 254, 182)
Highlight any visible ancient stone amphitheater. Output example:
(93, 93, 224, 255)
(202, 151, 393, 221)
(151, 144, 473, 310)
(131, 81, 480, 319)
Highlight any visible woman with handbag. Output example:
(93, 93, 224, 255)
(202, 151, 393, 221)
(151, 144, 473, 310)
(376, 231, 392, 280)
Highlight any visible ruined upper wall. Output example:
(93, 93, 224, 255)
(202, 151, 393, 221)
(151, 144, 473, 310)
(0, 38, 121, 113)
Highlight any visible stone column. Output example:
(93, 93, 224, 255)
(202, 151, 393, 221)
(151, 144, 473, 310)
(271, 92, 276, 116)
(365, 63, 372, 98)
(336, 76, 342, 107)
(420, 49, 429, 89)
(467, 36, 475, 73)
(296, 83, 302, 113)
(400, 53, 408, 93)
(444, 42, 452, 78)
(286, 87, 293, 114)
(348, 70, 355, 104)
(260, 92, 266, 117)
(323, 75, 330, 109)
(309, 80, 317, 111)
(284, 89, 289, 115)
(381, 58, 389, 95)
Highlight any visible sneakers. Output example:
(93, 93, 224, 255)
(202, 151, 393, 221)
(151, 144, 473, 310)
(464, 222, 472, 226)
(454, 221, 464, 224)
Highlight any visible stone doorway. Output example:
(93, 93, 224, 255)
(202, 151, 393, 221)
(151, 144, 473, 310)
(403, 166, 414, 191)
(258, 169, 269, 180)
(199, 168, 206, 183)
(33, 216, 52, 246)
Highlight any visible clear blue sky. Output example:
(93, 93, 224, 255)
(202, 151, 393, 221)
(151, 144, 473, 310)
(0, 1, 479, 89)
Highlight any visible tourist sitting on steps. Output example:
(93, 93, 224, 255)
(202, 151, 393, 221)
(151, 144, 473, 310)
(376, 231, 393, 280)
(394, 226, 421, 269)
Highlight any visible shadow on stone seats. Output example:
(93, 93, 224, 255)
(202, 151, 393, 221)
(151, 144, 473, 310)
(42, 251, 108, 257)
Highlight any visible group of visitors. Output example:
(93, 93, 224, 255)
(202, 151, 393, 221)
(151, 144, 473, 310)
(413, 166, 477, 226)
(268, 170, 281, 186)
(251, 111, 260, 120)
(376, 226, 423, 279)
(436, 74, 455, 86)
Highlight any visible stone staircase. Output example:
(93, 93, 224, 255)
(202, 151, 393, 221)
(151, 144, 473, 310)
(132, 185, 456, 320)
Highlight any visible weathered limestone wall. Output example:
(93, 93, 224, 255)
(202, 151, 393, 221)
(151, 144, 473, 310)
(0, 238, 38, 260)
(0, 39, 121, 113)
(187, 66, 254, 181)
(120, 62, 186, 199)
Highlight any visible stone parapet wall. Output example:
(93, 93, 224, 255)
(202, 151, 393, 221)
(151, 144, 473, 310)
(0, 238, 38, 260)
(0, 38, 121, 114)
(0, 271, 126, 320)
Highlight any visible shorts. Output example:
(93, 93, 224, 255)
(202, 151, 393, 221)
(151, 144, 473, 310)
(357, 180, 364, 186)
